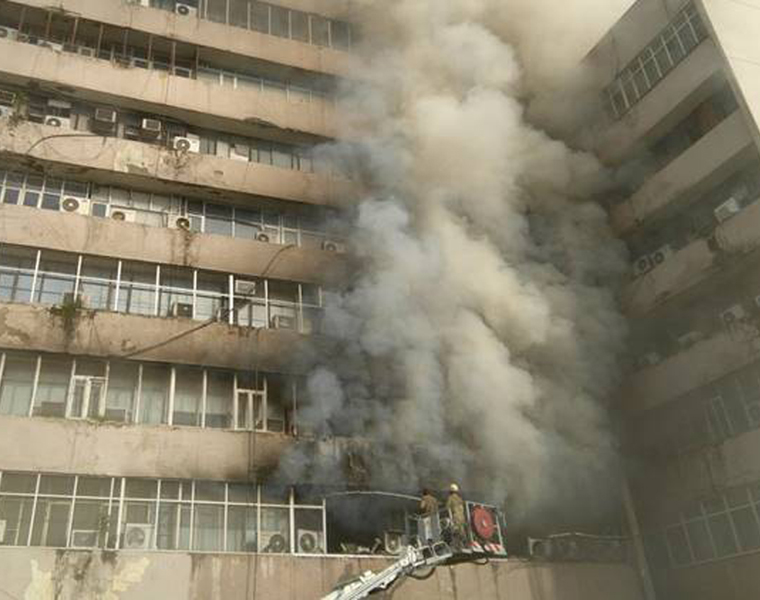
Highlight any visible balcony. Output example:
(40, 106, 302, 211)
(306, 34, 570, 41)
(625, 198, 760, 315)
(597, 40, 725, 165)
(0, 37, 336, 141)
(622, 329, 760, 415)
(0, 303, 327, 374)
(0, 119, 353, 207)
(12, 0, 352, 78)
(0, 204, 347, 286)
(611, 110, 754, 235)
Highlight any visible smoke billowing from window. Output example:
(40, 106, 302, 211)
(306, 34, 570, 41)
(282, 0, 633, 521)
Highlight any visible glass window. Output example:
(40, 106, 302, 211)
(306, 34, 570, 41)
(79, 256, 118, 311)
(77, 477, 112, 497)
(290, 11, 309, 42)
(34, 251, 77, 305)
(708, 513, 738, 557)
(118, 262, 157, 316)
(206, 370, 233, 428)
(685, 519, 714, 562)
(159, 266, 194, 317)
(0, 496, 34, 546)
(206, 0, 228, 23)
(40, 193, 60, 211)
(105, 362, 138, 422)
(731, 506, 760, 552)
(173, 367, 203, 426)
(2, 188, 20, 205)
(121, 500, 156, 549)
(0, 353, 37, 416)
(227, 506, 257, 551)
(270, 5, 290, 38)
(139, 365, 169, 425)
(38, 475, 74, 495)
(195, 481, 225, 502)
(666, 525, 691, 565)
(126, 479, 157, 499)
(250, 2, 269, 33)
(31, 497, 72, 547)
(71, 500, 109, 548)
(157, 502, 190, 550)
(665, 33, 685, 64)
(0, 246, 36, 303)
(32, 356, 71, 418)
(272, 145, 293, 170)
(194, 504, 224, 551)
(196, 272, 227, 322)
(0, 472, 37, 493)
(331, 21, 350, 51)
(229, 0, 249, 27)
(228, 483, 256, 503)
(260, 507, 289, 553)
(310, 15, 329, 47)
(205, 204, 233, 237)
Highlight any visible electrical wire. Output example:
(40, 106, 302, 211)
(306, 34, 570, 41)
(25, 132, 107, 155)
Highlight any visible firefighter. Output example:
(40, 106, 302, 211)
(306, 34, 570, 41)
(418, 488, 440, 544)
(446, 483, 467, 550)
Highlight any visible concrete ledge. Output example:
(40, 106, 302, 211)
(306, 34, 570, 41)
(0, 203, 348, 286)
(0, 547, 645, 600)
(0, 119, 354, 208)
(0, 303, 326, 374)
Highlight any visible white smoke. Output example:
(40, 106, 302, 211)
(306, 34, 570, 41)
(284, 0, 633, 521)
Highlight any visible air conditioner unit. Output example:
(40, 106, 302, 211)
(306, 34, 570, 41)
(715, 197, 741, 223)
(0, 519, 6, 543)
(528, 537, 552, 559)
(296, 529, 322, 554)
(256, 232, 271, 243)
(175, 3, 198, 17)
(322, 239, 345, 253)
(16, 32, 31, 43)
(677, 331, 704, 349)
(0, 26, 18, 40)
(173, 66, 193, 78)
(234, 279, 257, 296)
(38, 40, 63, 52)
(123, 523, 153, 550)
(230, 144, 250, 162)
(721, 304, 746, 326)
(0, 90, 16, 106)
(140, 117, 162, 137)
(173, 136, 200, 153)
(649, 245, 672, 267)
(271, 314, 296, 330)
(632, 255, 653, 277)
(61, 196, 89, 215)
(109, 208, 137, 223)
(92, 107, 117, 129)
(259, 530, 288, 553)
(44, 115, 71, 129)
(71, 529, 99, 548)
(131, 57, 150, 69)
(78, 46, 95, 58)
(384, 531, 406, 555)
(169, 215, 191, 230)
(171, 302, 193, 318)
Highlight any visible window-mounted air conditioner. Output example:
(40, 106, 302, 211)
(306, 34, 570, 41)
(169, 215, 191, 230)
(173, 136, 200, 153)
(78, 46, 96, 58)
(171, 302, 193, 318)
(123, 523, 153, 550)
(140, 117, 162, 137)
(235, 280, 257, 296)
(0, 90, 16, 107)
(322, 239, 345, 253)
(632, 255, 653, 278)
(92, 107, 118, 131)
(259, 531, 288, 553)
(173, 66, 193, 78)
(175, 3, 198, 17)
(37, 40, 63, 52)
(296, 529, 322, 554)
(109, 207, 137, 223)
(721, 304, 746, 326)
(71, 530, 99, 548)
(0, 26, 18, 41)
(61, 196, 90, 215)
(649, 245, 672, 267)
(714, 197, 742, 224)
(131, 57, 150, 69)
(271, 314, 296, 330)
(44, 115, 71, 129)
(256, 232, 271, 243)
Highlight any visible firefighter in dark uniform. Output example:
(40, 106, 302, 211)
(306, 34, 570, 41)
(446, 483, 467, 550)
(418, 488, 440, 543)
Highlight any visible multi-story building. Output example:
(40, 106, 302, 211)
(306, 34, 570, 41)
(0, 0, 648, 597)
(587, 1, 760, 598)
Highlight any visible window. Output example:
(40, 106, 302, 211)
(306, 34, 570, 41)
(105, 362, 138, 423)
(139, 365, 170, 425)
(173, 367, 203, 426)
(290, 11, 309, 43)
(78, 256, 118, 311)
(0, 353, 37, 416)
(158, 266, 194, 317)
(195, 272, 228, 321)
(205, 370, 233, 428)
(310, 15, 329, 47)
(270, 5, 290, 38)
(0, 246, 37, 303)
(34, 251, 77, 305)
(32, 356, 71, 418)
(68, 360, 106, 419)
(250, 2, 270, 34)
(118, 262, 157, 316)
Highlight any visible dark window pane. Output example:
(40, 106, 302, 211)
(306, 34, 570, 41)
(250, 2, 269, 33)
(0, 472, 37, 493)
(685, 519, 714, 561)
(270, 5, 289, 37)
(708, 513, 738, 557)
(731, 507, 760, 552)
(3, 188, 19, 205)
(666, 525, 691, 565)
(331, 21, 349, 50)
(311, 15, 329, 46)
(290, 10, 309, 42)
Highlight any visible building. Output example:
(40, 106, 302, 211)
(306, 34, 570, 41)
(586, 1, 760, 598)
(0, 0, 647, 598)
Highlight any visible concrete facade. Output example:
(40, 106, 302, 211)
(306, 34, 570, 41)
(587, 0, 760, 598)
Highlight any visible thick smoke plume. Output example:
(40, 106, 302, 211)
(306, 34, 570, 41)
(282, 0, 633, 521)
